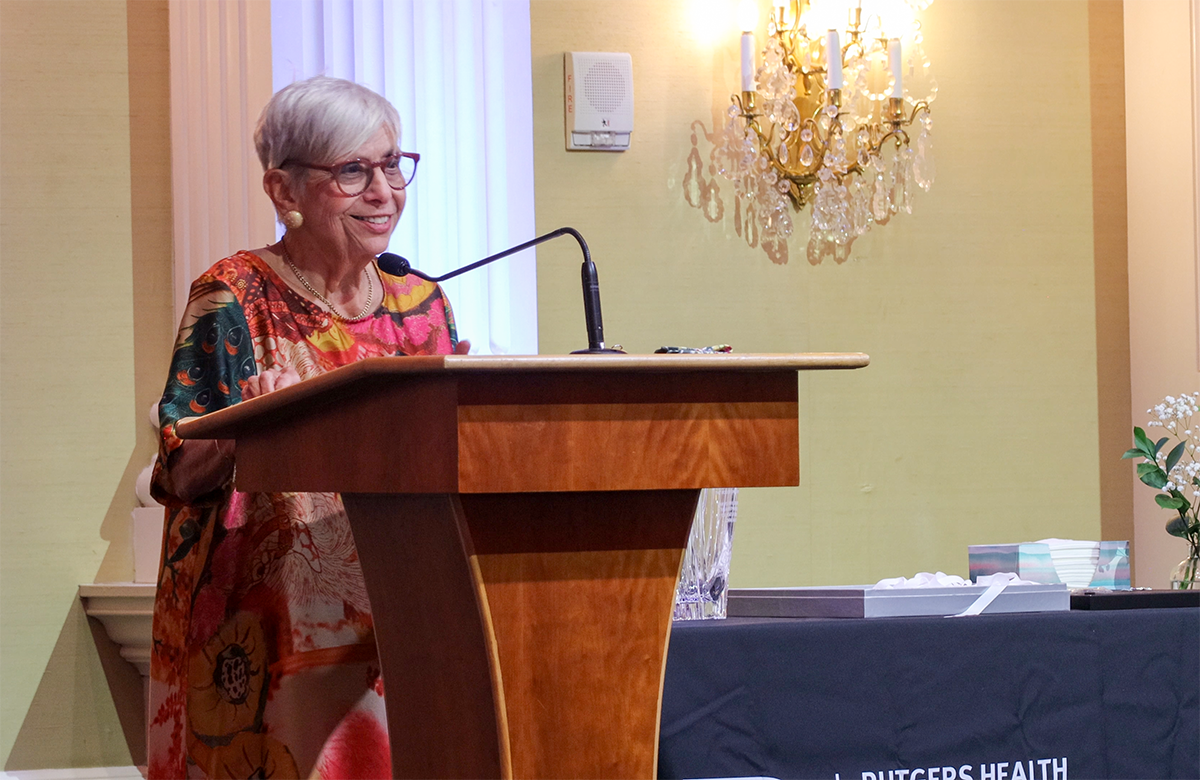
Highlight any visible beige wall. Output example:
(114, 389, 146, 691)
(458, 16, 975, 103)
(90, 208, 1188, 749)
(1125, 0, 1200, 587)
(0, 0, 173, 768)
(532, 0, 1117, 586)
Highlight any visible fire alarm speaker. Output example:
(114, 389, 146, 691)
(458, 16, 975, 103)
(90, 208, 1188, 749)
(564, 52, 633, 151)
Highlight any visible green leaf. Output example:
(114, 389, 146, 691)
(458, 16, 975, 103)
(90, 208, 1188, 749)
(1166, 515, 1189, 538)
(1122, 448, 1145, 460)
(1133, 427, 1155, 455)
(1156, 494, 1186, 510)
(1137, 463, 1169, 489)
(1155, 436, 1170, 456)
(1166, 440, 1187, 473)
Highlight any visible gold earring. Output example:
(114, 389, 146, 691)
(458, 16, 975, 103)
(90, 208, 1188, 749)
(282, 210, 304, 230)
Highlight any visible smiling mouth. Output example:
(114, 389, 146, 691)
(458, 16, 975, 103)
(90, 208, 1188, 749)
(353, 215, 392, 225)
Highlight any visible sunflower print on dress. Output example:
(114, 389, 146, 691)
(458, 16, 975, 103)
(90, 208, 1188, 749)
(188, 611, 267, 739)
(195, 732, 300, 780)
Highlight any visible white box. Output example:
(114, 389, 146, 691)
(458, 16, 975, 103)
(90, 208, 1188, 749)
(727, 584, 1070, 619)
(132, 506, 165, 583)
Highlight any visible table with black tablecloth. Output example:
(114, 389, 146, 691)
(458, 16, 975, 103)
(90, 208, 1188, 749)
(658, 608, 1199, 780)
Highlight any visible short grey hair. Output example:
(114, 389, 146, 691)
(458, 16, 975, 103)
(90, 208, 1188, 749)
(254, 75, 402, 172)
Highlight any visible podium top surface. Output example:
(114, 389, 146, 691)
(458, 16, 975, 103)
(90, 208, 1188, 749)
(176, 352, 868, 441)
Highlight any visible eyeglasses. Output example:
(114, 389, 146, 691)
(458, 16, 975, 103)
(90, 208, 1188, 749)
(284, 152, 420, 197)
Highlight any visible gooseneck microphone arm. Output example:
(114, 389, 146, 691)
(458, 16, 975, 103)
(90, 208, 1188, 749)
(377, 227, 617, 354)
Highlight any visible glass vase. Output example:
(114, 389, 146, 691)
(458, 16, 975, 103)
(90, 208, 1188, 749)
(674, 488, 739, 620)
(1169, 543, 1200, 590)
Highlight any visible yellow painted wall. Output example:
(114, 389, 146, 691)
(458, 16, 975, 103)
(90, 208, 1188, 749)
(1125, 0, 1200, 587)
(531, 0, 1109, 586)
(0, 0, 173, 768)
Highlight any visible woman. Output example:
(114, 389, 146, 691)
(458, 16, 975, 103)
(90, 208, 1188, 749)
(148, 76, 467, 779)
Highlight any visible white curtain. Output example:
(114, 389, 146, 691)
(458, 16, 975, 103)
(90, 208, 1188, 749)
(168, 0, 276, 321)
(270, 0, 538, 355)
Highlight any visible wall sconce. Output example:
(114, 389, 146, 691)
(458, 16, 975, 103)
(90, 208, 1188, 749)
(701, 0, 937, 263)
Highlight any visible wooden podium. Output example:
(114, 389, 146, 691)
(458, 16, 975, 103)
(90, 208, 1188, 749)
(176, 353, 868, 779)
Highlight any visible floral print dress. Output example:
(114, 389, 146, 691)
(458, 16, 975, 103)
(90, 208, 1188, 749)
(148, 250, 458, 779)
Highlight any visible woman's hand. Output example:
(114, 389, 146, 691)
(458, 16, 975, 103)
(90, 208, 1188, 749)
(243, 365, 301, 400)
(455, 339, 471, 355)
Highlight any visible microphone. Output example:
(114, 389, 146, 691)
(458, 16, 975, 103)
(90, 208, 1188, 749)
(378, 227, 621, 354)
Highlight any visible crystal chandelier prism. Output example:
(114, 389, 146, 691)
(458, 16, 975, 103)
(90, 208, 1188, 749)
(712, 0, 937, 263)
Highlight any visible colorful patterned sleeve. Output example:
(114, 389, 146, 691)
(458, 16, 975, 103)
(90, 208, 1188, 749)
(442, 286, 460, 351)
(151, 276, 258, 507)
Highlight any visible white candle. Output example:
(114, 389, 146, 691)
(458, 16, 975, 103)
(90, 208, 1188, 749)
(826, 29, 843, 90)
(889, 38, 903, 98)
(739, 0, 757, 92)
(741, 32, 756, 91)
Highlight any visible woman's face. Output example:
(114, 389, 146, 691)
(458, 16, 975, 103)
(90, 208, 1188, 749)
(295, 126, 406, 261)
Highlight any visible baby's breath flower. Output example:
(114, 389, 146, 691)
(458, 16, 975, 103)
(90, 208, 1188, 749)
(1138, 393, 1200, 554)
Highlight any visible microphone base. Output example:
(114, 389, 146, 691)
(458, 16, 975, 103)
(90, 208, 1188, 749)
(570, 347, 626, 355)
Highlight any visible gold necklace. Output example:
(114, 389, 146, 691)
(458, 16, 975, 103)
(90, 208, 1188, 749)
(281, 244, 375, 322)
